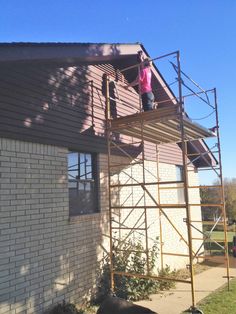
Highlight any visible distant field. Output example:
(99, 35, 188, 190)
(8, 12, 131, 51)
(204, 231, 236, 255)
(210, 231, 235, 242)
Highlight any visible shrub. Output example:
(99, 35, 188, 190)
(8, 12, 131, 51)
(49, 301, 84, 314)
(158, 265, 176, 290)
(113, 239, 160, 301)
(95, 238, 175, 303)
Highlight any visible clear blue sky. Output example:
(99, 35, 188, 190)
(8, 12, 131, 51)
(1, 0, 235, 179)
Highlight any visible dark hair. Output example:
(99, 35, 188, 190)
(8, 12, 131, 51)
(143, 58, 151, 67)
(137, 51, 143, 63)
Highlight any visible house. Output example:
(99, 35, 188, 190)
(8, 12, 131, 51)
(0, 43, 215, 313)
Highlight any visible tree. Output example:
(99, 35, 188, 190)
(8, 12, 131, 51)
(200, 178, 236, 222)
(200, 184, 221, 221)
(223, 178, 236, 221)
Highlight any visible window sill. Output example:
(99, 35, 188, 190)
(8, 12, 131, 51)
(68, 212, 101, 224)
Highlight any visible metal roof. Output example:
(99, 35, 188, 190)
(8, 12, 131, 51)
(110, 105, 215, 145)
(0, 42, 143, 63)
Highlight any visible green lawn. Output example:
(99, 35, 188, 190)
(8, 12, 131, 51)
(195, 278, 236, 314)
(204, 231, 235, 255)
(210, 231, 235, 242)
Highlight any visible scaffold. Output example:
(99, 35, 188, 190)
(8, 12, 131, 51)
(105, 50, 230, 313)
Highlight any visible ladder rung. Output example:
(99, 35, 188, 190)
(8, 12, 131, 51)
(160, 204, 186, 208)
(190, 203, 224, 207)
(114, 248, 148, 254)
(188, 185, 222, 189)
(158, 180, 184, 185)
(190, 220, 225, 225)
(196, 255, 227, 260)
(111, 204, 187, 209)
(110, 181, 183, 188)
(162, 252, 189, 257)
(110, 182, 157, 188)
(188, 167, 220, 172)
(159, 185, 184, 190)
(109, 160, 143, 168)
(110, 181, 184, 187)
(112, 270, 191, 284)
(110, 141, 142, 148)
(111, 205, 158, 209)
(111, 227, 146, 231)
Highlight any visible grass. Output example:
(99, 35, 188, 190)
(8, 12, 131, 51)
(194, 278, 236, 314)
(203, 230, 236, 255)
(210, 231, 235, 242)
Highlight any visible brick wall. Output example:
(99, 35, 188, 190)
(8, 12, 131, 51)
(110, 157, 203, 270)
(0, 138, 110, 314)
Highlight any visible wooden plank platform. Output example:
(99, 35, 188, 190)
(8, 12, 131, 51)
(110, 105, 215, 144)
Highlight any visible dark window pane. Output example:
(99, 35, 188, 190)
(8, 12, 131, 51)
(176, 165, 185, 203)
(68, 151, 99, 216)
(176, 165, 183, 181)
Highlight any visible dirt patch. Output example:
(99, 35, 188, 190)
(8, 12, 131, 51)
(174, 262, 212, 280)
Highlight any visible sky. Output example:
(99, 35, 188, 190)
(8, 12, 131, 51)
(1, 0, 236, 180)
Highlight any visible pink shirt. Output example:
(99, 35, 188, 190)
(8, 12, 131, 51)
(139, 67, 152, 94)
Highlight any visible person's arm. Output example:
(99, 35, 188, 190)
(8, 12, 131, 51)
(125, 76, 139, 89)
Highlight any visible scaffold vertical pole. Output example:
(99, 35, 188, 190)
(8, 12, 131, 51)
(105, 74, 115, 293)
(177, 50, 196, 309)
(213, 88, 230, 290)
(140, 118, 150, 274)
(156, 144, 164, 270)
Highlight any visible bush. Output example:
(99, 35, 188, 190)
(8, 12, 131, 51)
(48, 301, 84, 314)
(158, 265, 176, 290)
(95, 238, 176, 303)
(113, 239, 160, 301)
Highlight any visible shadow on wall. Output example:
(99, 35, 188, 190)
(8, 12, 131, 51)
(0, 45, 124, 313)
(0, 44, 123, 150)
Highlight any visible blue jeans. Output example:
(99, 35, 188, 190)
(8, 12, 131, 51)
(142, 92, 154, 111)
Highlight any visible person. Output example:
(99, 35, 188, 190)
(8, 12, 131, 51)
(126, 52, 154, 111)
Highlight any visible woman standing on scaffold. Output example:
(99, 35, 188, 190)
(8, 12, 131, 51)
(126, 51, 154, 111)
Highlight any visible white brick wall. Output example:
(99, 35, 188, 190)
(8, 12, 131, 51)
(0, 138, 110, 314)
(110, 156, 203, 270)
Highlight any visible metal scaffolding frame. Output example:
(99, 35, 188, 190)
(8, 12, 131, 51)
(105, 50, 230, 313)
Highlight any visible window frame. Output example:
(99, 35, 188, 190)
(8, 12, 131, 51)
(176, 165, 184, 182)
(68, 150, 99, 216)
(176, 165, 185, 204)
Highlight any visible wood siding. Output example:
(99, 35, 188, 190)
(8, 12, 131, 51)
(0, 63, 183, 164)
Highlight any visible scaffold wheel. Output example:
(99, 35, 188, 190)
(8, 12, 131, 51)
(191, 309, 204, 314)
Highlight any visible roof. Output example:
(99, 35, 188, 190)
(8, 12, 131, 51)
(0, 42, 142, 64)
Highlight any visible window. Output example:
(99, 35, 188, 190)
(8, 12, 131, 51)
(68, 151, 99, 216)
(176, 165, 184, 182)
(176, 165, 185, 204)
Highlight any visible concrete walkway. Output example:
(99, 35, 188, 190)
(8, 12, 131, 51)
(136, 258, 236, 314)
